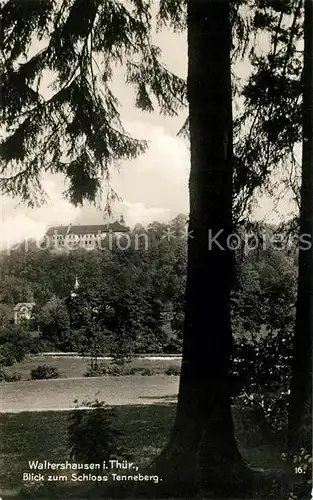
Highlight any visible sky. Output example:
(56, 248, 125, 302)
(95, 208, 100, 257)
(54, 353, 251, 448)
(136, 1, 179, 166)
(0, 10, 297, 251)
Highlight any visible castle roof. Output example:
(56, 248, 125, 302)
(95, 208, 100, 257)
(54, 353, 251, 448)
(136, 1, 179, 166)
(46, 225, 68, 236)
(46, 221, 129, 236)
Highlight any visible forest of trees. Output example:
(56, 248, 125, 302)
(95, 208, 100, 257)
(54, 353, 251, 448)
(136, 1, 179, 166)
(0, 217, 297, 353)
(1, 0, 312, 498)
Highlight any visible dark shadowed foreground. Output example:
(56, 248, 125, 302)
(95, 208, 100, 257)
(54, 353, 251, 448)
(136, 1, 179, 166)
(0, 401, 294, 500)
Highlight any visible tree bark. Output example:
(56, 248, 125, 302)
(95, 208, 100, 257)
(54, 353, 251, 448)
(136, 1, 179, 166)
(288, 0, 313, 453)
(145, 0, 249, 496)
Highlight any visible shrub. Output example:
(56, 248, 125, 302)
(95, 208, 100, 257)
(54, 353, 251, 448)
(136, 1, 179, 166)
(0, 325, 37, 369)
(231, 331, 293, 431)
(137, 367, 154, 376)
(165, 365, 181, 376)
(231, 333, 292, 395)
(33, 298, 71, 351)
(67, 399, 130, 463)
(107, 364, 136, 376)
(37, 338, 60, 352)
(281, 448, 312, 500)
(234, 390, 290, 433)
(84, 364, 155, 377)
(0, 371, 22, 382)
(84, 362, 108, 377)
(163, 337, 183, 354)
(110, 342, 135, 367)
(31, 364, 60, 380)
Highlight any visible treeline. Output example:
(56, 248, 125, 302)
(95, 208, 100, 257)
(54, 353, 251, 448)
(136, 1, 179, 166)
(0, 215, 297, 356)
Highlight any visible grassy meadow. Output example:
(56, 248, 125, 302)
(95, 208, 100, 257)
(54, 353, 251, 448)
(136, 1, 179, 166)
(0, 402, 292, 500)
(0, 356, 302, 500)
(0, 404, 175, 498)
(5, 355, 182, 380)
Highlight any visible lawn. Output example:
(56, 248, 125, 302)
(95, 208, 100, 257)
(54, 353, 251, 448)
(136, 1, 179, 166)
(0, 404, 176, 498)
(0, 403, 292, 500)
(0, 376, 179, 412)
(5, 355, 182, 380)
(1, 357, 303, 500)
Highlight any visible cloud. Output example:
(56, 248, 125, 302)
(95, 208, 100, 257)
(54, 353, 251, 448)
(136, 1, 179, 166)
(0, 175, 81, 250)
(121, 201, 171, 226)
(109, 121, 190, 214)
(0, 114, 296, 252)
(0, 121, 189, 249)
(0, 214, 47, 251)
(73, 121, 190, 226)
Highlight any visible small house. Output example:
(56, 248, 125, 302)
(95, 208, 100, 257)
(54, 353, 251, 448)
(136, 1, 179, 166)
(13, 302, 35, 325)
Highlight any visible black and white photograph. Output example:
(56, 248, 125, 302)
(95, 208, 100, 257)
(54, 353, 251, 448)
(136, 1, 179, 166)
(0, 0, 312, 499)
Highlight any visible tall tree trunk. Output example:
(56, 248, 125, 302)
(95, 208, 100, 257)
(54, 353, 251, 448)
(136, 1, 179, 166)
(147, 1, 248, 496)
(288, 0, 313, 453)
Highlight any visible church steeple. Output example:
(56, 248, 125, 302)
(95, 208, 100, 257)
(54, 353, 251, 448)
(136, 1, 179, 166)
(71, 276, 79, 298)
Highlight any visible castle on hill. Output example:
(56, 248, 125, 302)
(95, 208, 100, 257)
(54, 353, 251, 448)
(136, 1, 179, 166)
(45, 215, 129, 250)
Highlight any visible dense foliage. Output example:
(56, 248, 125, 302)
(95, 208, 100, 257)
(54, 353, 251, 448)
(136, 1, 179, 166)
(0, 218, 297, 358)
(0, 217, 298, 432)
(1, 1, 304, 221)
(0, 0, 186, 207)
(0, 0, 311, 496)
(0, 324, 39, 369)
(30, 364, 60, 380)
